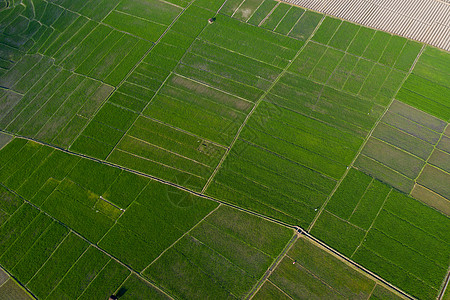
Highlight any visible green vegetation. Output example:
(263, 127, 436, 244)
(312, 168, 450, 299)
(354, 100, 450, 213)
(144, 205, 293, 298)
(397, 46, 450, 120)
(254, 236, 403, 299)
(0, 0, 449, 299)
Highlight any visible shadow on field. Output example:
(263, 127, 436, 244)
(116, 287, 128, 298)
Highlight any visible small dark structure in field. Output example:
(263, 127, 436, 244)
(208, 17, 216, 24)
(109, 295, 118, 300)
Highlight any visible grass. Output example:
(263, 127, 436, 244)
(288, 10, 322, 41)
(311, 167, 450, 300)
(0, 0, 449, 299)
(26, 232, 89, 299)
(256, 236, 377, 299)
(47, 246, 110, 299)
(143, 205, 293, 298)
(325, 168, 372, 219)
(328, 21, 360, 51)
(312, 16, 341, 44)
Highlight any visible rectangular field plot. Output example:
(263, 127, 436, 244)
(288, 40, 407, 105)
(200, 15, 303, 70)
(271, 71, 385, 137)
(103, 0, 182, 42)
(396, 46, 450, 121)
(355, 100, 449, 205)
(99, 180, 219, 271)
(143, 205, 293, 299)
(144, 73, 253, 145)
(176, 37, 283, 101)
(107, 115, 226, 192)
(311, 168, 450, 300)
(0, 54, 114, 149)
(206, 101, 355, 226)
(254, 236, 405, 300)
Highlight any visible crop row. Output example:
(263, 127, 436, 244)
(289, 41, 409, 105)
(143, 205, 293, 298)
(311, 168, 450, 299)
(312, 16, 421, 71)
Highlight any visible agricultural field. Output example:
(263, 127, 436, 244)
(0, 0, 449, 299)
(254, 236, 405, 300)
(0, 268, 33, 300)
(355, 100, 450, 215)
(311, 168, 450, 299)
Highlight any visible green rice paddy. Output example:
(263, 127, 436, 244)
(0, 0, 449, 299)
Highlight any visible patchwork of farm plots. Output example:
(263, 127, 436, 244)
(0, 137, 294, 299)
(311, 168, 450, 299)
(355, 100, 450, 215)
(254, 236, 405, 300)
(0, 0, 449, 299)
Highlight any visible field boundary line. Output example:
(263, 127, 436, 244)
(195, 37, 284, 69)
(45, 244, 91, 297)
(0, 266, 37, 300)
(15, 73, 75, 134)
(231, 0, 248, 18)
(24, 231, 71, 286)
(348, 178, 374, 220)
(284, 253, 347, 298)
(414, 123, 450, 182)
(307, 43, 426, 232)
(385, 101, 446, 135)
(33, 77, 89, 139)
(173, 71, 255, 104)
(367, 219, 447, 270)
(201, 14, 327, 194)
(273, 6, 292, 31)
(1, 144, 47, 183)
(369, 135, 429, 163)
(246, 0, 266, 22)
(125, 135, 213, 168)
(350, 189, 392, 258)
(265, 280, 295, 300)
(8, 55, 45, 90)
(141, 203, 222, 273)
(76, 257, 111, 300)
(247, 232, 298, 299)
(286, 10, 305, 36)
(2, 65, 62, 131)
(114, 273, 132, 296)
(258, 2, 279, 27)
(1, 131, 296, 230)
(367, 283, 378, 299)
(301, 231, 414, 299)
(355, 153, 416, 181)
(438, 267, 450, 300)
(0, 182, 174, 299)
(243, 120, 349, 168)
(6, 216, 56, 272)
(137, 115, 228, 149)
(110, 148, 205, 180)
